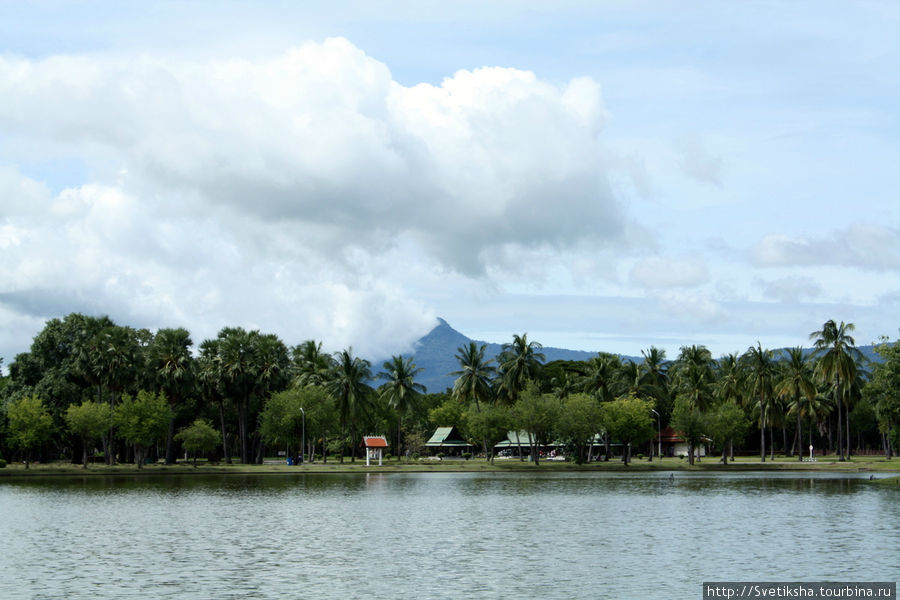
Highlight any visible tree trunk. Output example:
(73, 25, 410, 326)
(218, 399, 231, 464)
(721, 444, 728, 464)
(759, 398, 766, 462)
(238, 400, 249, 464)
(836, 376, 845, 461)
(782, 425, 788, 458)
(845, 401, 851, 459)
(165, 414, 177, 464)
(797, 413, 803, 461)
(688, 442, 695, 465)
(769, 426, 775, 461)
(81, 436, 90, 468)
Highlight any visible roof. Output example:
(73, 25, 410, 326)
(362, 436, 388, 448)
(494, 431, 532, 448)
(655, 426, 685, 443)
(426, 426, 471, 447)
(654, 426, 711, 444)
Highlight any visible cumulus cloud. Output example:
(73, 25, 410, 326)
(752, 225, 900, 270)
(629, 256, 708, 289)
(0, 39, 628, 359)
(0, 38, 623, 274)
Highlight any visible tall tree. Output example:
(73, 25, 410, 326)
(866, 337, 900, 459)
(497, 333, 545, 404)
(775, 347, 817, 460)
(204, 327, 290, 464)
(672, 345, 715, 411)
(325, 348, 373, 463)
(582, 353, 622, 402)
(146, 327, 194, 464)
(378, 355, 426, 458)
(741, 342, 776, 462)
(809, 320, 861, 461)
(292, 340, 335, 387)
(196, 338, 230, 463)
(450, 342, 496, 411)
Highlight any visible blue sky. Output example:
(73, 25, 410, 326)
(1, 1, 899, 371)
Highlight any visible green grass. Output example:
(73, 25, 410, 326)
(1, 453, 897, 478)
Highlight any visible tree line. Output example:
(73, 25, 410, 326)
(0, 313, 898, 468)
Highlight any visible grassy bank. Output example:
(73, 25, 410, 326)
(2, 454, 898, 478)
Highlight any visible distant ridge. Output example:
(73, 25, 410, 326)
(408, 318, 884, 394)
(410, 318, 635, 393)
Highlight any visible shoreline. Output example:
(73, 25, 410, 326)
(2, 456, 899, 479)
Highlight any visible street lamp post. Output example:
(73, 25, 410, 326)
(651, 409, 661, 462)
(299, 407, 305, 465)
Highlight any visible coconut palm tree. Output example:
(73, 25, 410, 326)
(741, 342, 776, 462)
(775, 347, 816, 461)
(809, 320, 862, 461)
(292, 340, 335, 387)
(673, 345, 716, 411)
(326, 348, 373, 463)
(582, 353, 622, 403)
(497, 333, 545, 404)
(378, 355, 426, 457)
(450, 342, 496, 411)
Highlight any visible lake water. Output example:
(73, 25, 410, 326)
(0, 471, 896, 599)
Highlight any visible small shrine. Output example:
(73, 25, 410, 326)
(362, 436, 389, 466)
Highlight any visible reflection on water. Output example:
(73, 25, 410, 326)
(0, 472, 896, 599)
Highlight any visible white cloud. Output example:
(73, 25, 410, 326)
(0, 39, 630, 360)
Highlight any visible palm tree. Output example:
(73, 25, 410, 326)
(809, 320, 862, 461)
(378, 355, 426, 458)
(497, 333, 545, 403)
(450, 342, 496, 411)
(147, 327, 194, 464)
(292, 340, 335, 387)
(620, 360, 648, 398)
(196, 338, 231, 463)
(775, 347, 816, 461)
(326, 348, 373, 463)
(582, 353, 622, 402)
(673, 345, 715, 411)
(715, 352, 746, 461)
(741, 342, 776, 462)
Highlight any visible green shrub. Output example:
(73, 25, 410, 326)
(0, 458, 6, 468)
(462, 452, 472, 460)
(436, 452, 445, 458)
